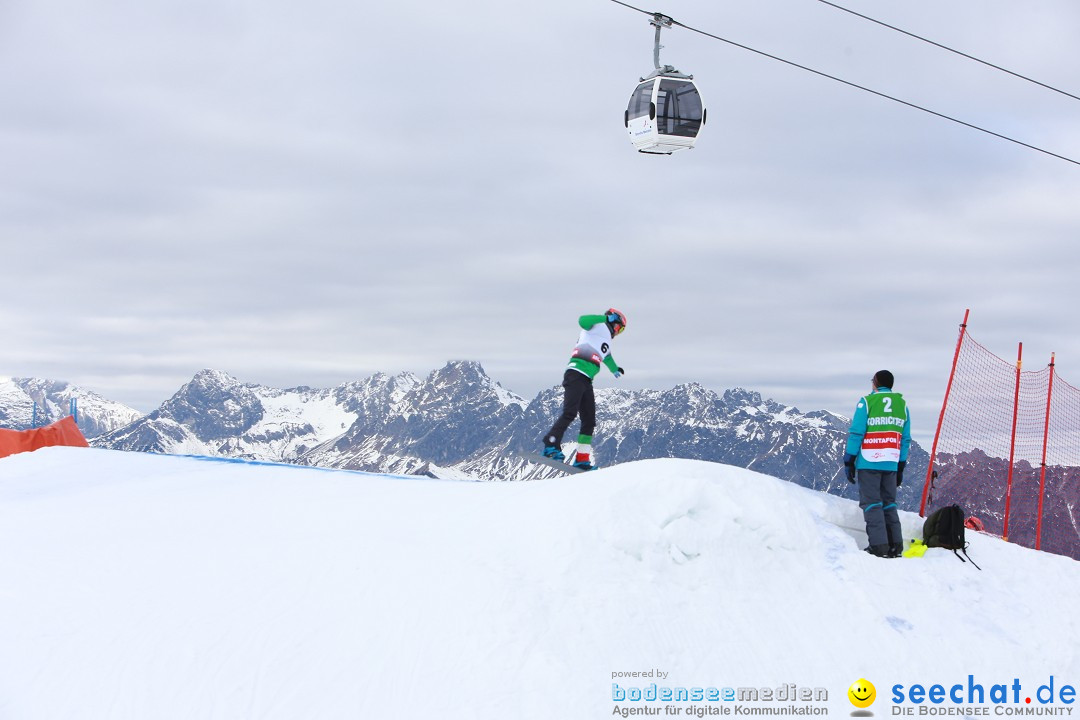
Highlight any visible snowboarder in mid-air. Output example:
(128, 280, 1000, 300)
(542, 309, 627, 471)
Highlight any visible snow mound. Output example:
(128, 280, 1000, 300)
(1, 448, 1077, 719)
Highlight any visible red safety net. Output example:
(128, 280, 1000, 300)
(1041, 374, 1080, 558)
(922, 313, 1080, 560)
(0, 415, 89, 459)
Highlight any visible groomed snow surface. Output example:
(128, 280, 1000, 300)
(2, 448, 1078, 719)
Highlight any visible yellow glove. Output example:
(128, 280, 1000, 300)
(903, 539, 928, 558)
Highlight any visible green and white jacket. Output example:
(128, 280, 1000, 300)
(567, 314, 621, 380)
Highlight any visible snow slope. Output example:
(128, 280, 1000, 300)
(1, 448, 1078, 720)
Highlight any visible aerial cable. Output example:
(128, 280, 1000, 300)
(816, 0, 1080, 105)
(608, 0, 1080, 167)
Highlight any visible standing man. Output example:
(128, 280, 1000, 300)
(542, 309, 627, 471)
(844, 370, 912, 558)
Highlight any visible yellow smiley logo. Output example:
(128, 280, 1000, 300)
(848, 679, 876, 708)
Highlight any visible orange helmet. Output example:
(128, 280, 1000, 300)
(606, 308, 627, 336)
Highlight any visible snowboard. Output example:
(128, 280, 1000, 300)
(517, 451, 589, 475)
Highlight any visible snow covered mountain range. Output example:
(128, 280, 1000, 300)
(0, 377, 142, 439)
(2, 362, 928, 507)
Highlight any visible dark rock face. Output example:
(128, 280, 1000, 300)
(161, 370, 266, 438)
(925, 450, 1080, 559)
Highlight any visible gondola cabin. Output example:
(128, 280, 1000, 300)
(624, 75, 705, 154)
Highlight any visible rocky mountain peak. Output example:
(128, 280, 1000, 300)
(406, 361, 525, 410)
(722, 387, 765, 406)
(161, 369, 264, 437)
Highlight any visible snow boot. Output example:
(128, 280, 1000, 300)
(542, 445, 565, 461)
(572, 460, 597, 471)
(865, 544, 891, 558)
(888, 543, 904, 558)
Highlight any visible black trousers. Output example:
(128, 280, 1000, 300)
(545, 370, 595, 444)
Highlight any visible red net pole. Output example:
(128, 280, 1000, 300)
(1036, 353, 1055, 551)
(920, 309, 970, 516)
(1003, 342, 1023, 542)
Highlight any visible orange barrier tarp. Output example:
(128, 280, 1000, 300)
(0, 416, 89, 459)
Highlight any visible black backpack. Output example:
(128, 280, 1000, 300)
(923, 504, 980, 569)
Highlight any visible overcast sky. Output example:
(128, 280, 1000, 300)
(3, 0, 1080, 445)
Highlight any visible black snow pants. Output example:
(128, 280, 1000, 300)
(545, 370, 596, 445)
